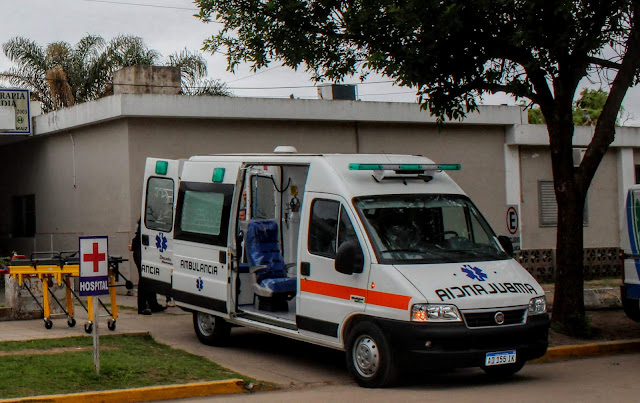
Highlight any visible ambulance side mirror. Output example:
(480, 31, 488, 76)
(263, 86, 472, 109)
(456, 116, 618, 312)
(335, 241, 364, 275)
(498, 235, 514, 257)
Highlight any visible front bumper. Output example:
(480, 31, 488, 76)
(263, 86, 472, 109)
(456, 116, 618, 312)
(373, 314, 550, 369)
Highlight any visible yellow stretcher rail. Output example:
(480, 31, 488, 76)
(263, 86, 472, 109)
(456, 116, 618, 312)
(6, 252, 128, 332)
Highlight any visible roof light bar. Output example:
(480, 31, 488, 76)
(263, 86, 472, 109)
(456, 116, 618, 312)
(348, 163, 461, 171)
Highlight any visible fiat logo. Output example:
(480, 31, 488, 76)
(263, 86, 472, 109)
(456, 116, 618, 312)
(494, 312, 505, 325)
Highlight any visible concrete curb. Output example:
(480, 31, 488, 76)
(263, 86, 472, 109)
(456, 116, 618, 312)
(0, 379, 250, 403)
(533, 339, 640, 363)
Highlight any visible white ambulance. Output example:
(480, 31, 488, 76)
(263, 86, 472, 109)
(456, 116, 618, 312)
(622, 185, 640, 322)
(139, 148, 549, 387)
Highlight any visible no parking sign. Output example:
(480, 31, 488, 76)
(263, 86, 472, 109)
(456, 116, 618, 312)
(79, 236, 109, 296)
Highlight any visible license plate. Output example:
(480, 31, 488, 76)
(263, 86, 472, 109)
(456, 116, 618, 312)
(485, 350, 516, 366)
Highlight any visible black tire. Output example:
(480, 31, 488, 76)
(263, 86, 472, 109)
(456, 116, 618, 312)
(622, 296, 640, 322)
(67, 317, 76, 328)
(193, 312, 230, 346)
(84, 323, 93, 334)
(44, 319, 53, 329)
(481, 360, 525, 379)
(108, 320, 116, 331)
(345, 321, 397, 388)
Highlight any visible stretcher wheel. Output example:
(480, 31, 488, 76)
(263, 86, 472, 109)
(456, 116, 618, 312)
(84, 322, 93, 334)
(67, 318, 76, 328)
(107, 319, 116, 331)
(44, 319, 53, 329)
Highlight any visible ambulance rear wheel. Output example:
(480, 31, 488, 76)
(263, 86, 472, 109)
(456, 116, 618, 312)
(193, 312, 230, 346)
(481, 360, 525, 379)
(346, 322, 397, 388)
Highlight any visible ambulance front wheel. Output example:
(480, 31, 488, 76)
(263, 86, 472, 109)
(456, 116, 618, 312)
(345, 321, 397, 388)
(193, 312, 230, 346)
(44, 318, 53, 329)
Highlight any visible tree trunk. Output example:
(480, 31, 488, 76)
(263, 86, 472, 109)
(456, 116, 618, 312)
(551, 186, 587, 336)
(546, 114, 589, 336)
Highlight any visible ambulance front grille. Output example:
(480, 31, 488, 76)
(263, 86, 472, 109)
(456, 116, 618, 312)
(462, 308, 526, 328)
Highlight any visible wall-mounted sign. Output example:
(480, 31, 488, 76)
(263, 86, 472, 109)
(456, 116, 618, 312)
(0, 89, 31, 135)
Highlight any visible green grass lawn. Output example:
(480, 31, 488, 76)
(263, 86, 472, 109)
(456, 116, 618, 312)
(0, 334, 256, 399)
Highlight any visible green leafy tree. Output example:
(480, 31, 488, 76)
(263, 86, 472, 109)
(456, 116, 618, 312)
(196, 0, 640, 336)
(0, 35, 230, 112)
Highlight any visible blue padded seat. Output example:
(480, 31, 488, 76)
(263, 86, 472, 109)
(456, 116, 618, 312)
(245, 219, 297, 297)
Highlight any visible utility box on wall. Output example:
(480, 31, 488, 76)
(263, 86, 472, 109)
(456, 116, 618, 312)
(317, 84, 357, 101)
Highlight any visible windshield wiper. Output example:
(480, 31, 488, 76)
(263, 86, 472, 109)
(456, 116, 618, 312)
(435, 247, 507, 260)
(383, 248, 458, 263)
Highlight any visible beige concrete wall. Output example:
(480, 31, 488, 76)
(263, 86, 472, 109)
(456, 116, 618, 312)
(126, 118, 360, 231)
(357, 123, 508, 232)
(126, 119, 507, 234)
(0, 120, 133, 275)
(520, 146, 619, 249)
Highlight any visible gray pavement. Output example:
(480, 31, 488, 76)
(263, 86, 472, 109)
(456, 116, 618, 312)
(1, 291, 638, 393)
(186, 354, 640, 403)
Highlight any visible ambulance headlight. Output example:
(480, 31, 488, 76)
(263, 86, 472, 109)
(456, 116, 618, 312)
(411, 304, 461, 322)
(528, 296, 547, 315)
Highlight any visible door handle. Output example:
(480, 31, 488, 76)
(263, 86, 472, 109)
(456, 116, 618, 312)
(300, 261, 310, 276)
(141, 235, 149, 246)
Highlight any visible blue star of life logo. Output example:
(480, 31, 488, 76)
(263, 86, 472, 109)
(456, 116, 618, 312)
(461, 264, 488, 281)
(196, 277, 204, 292)
(155, 233, 168, 252)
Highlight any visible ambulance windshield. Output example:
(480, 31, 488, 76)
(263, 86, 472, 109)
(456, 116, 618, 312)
(354, 194, 510, 264)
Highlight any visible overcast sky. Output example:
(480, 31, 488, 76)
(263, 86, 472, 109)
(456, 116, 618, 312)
(2, 0, 640, 126)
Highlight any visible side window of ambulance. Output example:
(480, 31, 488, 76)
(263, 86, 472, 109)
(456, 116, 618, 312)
(174, 182, 234, 246)
(308, 199, 358, 258)
(145, 177, 174, 232)
(251, 175, 276, 219)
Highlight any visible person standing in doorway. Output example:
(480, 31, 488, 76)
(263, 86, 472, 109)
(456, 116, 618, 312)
(131, 218, 165, 314)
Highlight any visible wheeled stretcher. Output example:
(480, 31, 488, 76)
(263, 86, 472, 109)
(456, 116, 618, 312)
(6, 251, 131, 332)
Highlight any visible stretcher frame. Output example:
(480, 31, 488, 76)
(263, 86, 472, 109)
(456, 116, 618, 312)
(7, 251, 129, 332)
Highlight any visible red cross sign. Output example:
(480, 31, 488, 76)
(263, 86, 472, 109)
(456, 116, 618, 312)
(79, 236, 109, 297)
(84, 242, 106, 272)
(79, 236, 109, 278)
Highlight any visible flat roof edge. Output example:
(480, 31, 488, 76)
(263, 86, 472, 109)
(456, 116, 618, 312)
(507, 124, 640, 147)
(33, 94, 525, 136)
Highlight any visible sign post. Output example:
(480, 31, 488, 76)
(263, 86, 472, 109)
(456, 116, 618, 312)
(505, 205, 521, 251)
(79, 236, 109, 374)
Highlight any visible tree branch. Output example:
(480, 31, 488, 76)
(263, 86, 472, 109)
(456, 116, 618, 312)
(587, 56, 622, 70)
(581, 3, 640, 191)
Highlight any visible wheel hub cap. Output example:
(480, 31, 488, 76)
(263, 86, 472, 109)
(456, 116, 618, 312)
(354, 336, 379, 378)
(198, 313, 214, 336)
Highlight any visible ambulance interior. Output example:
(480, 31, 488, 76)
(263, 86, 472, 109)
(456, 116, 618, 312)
(233, 164, 309, 323)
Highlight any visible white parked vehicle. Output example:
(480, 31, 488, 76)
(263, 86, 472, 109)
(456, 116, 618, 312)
(622, 185, 640, 322)
(139, 148, 549, 387)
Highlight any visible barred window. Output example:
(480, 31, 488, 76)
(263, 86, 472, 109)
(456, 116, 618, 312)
(538, 180, 588, 227)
